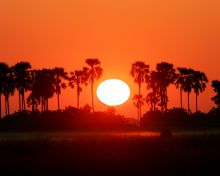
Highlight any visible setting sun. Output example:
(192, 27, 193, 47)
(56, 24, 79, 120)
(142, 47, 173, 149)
(96, 79, 130, 106)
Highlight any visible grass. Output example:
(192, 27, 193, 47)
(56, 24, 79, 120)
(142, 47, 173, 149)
(0, 131, 220, 175)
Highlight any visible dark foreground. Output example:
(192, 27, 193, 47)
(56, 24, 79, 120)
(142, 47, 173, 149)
(0, 132, 220, 176)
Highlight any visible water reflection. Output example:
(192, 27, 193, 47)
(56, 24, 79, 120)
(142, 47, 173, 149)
(0, 131, 160, 141)
(1, 130, 220, 141)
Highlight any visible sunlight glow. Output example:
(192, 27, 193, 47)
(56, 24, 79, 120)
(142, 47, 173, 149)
(96, 79, 130, 106)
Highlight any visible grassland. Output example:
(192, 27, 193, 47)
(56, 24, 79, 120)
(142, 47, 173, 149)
(0, 131, 220, 175)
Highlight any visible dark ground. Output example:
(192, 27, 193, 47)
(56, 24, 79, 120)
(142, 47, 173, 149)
(0, 132, 220, 176)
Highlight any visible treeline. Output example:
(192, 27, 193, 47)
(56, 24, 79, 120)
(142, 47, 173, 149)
(0, 106, 131, 132)
(1, 107, 220, 132)
(131, 61, 220, 125)
(0, 59, 102, 118)
(0, 59, 220, 123)
(142, 107, 220, 130)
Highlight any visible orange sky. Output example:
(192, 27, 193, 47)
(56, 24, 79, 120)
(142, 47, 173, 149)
(0, 0, 220, 117)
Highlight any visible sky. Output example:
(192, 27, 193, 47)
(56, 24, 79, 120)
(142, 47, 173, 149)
(0, 0, 220, 118)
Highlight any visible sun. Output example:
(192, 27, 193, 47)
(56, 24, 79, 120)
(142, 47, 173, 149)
(96, 79, 130, 106)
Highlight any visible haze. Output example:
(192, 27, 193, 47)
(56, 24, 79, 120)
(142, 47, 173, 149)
(1, 0, 220, 117)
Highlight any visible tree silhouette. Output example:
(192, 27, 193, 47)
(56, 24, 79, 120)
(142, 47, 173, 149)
(132, 94, 145, 126)
(155, 62, 176, 112)
(146, 92, 160, 111)
(27, 70, 40, 112)
(85, 58, 103, 113)
(182, 68, 194, 113)
(31, 69, 55, 112)
(82, 104, 92, 114)
(106, 107, 116, 117)
(211, 80, 220, 107)
(12, 62, 32, 111)
(1, 67, 15, 116)
(146, 71, 160, 111)
(131, 61, 149, 125)
(175, 67, 188, 109)
(53, 67, 68, 111)
(0, 60, 214, 119)
(192, 70, 208, 112)
(27, 92, 40, 112)
(0, 63, 10, 118)
(69, 67, 88, 109)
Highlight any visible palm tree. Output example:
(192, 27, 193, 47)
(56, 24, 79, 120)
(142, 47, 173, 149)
(175, 67, 188, 109)
(53, 67, 68, 111)
(211, 80, 220, 107)
(182, 68, 194, 113)
(146, 71, 160, 111)
(146, 92, 160, 111)
(27, 70, 40, 112)
(0, 63, 9, 118)
(131, 61, 149, 124)
(85, 58, 103, 113)
(69, 67, 88, 109)
(132, 94, 145, 126)
(2, 67, 15, 116)
(27, 92, 40, 112)
(12, 62, 32, 111)
(32, 69, 55, 112)
(192, 70, 208, 112)
(156, 62, 176, 112)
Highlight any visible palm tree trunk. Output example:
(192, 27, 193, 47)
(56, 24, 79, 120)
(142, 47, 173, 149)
(21, 92, 24, 111)
(57, 92, 60, 111)
(196, 92, 198, 112)
(22, 94, 24, 111)
(138, 108, 140, 127)
(46, 99, 49, 111)
(138, 82, 141, 126)
(22, 93, 25, 111)
(44, 99, 46, 111)
(137, 107, 139, 126)
(165, 89, 168, 112)
(5, 94, 10, 116)
(41, 98, 43, 112)
(187, 91, 190, 113)
(43, 100, 45, 112)
(180, 88, 183, 109)
(5, 95, 7, 116)
(43, 99, 45, 112)
(91, 81, 94, 113)
(160, 89, 163, 112)
(138, 83, 141, 96)
(32, 101, 34, 112)
(77, 91, 79, 109)
(0, 94, 1, 118)
(43, 99, 46, 111)
(19, 92, 21, 111)
(140, 106, 142, 126)
(23, 93, 26, 111)
(7, 95, 10, 115)
(153, 101, 155, 111)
